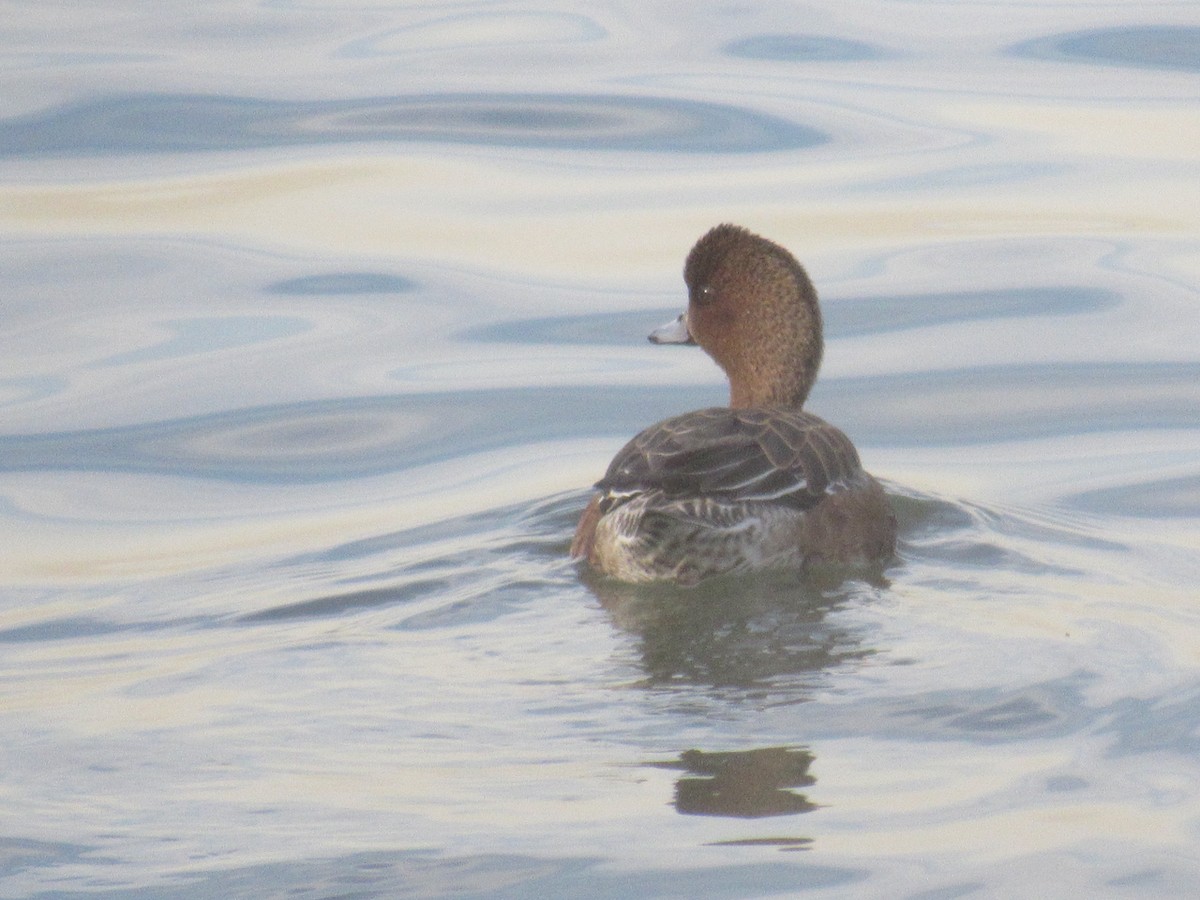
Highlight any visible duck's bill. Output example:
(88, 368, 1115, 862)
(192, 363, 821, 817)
(648, 312, 694, 345)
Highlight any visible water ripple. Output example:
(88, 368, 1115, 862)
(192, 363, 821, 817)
(1010, 26, 1200, 73)
(0, 92, 827, 158)
(461, 286, 1120, 346)
(1068, 473, 1200, 519)
(0, 389, 674, 483)
(0, 375, 67, 409)
(0, 360, 1193, 484)
(266, 272, 417, 295)
(89, 315, 311, 368)
(339, 11, 606, 57)
(723, 34, 887, 62)
(818, 361, 1200, 446)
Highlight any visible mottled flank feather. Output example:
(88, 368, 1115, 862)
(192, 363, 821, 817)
(580, 407, 882, 583)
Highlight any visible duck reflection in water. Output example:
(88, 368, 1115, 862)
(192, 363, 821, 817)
(585, 569, 872, 690)
(583, 570, 876, 846)
(647, 746, 818, 820)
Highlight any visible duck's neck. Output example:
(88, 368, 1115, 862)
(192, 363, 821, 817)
(720, 345, 816, 408)
(729, 369, 813, 409)
(721, 323, 823, 409)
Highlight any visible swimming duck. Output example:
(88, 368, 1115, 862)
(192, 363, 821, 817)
(571, 224, 896, 584)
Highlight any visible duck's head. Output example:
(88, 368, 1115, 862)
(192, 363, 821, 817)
(650, 224, 823, 409)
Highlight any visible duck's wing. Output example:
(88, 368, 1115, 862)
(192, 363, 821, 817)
(595, 407, 865, 512)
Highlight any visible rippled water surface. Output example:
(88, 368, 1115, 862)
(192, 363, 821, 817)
(3, 3, 1200, 898)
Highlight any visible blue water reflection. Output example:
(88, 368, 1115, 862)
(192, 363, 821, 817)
(0, 356, 1193, 483)
(8, 847, 862, 898)
(1069, 474, 1200, 519)
(462, 286, 1120, 345)
(723, 34, 887, 62)
(0, 93, 826, 157)
(1010, 26, 1200, 72)
(267, 273, 418, 295)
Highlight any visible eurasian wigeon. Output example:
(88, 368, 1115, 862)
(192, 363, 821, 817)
(571, 223, 896, 584)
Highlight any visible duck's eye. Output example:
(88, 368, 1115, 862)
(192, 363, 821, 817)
(693, 284, 716, 306)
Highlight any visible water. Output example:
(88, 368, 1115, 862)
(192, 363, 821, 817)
(2, 3, 1199, 897)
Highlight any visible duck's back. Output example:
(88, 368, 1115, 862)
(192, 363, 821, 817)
(573, 407, 895, 583)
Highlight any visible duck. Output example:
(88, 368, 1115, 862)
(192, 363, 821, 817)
(570, 223, 896, 584)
